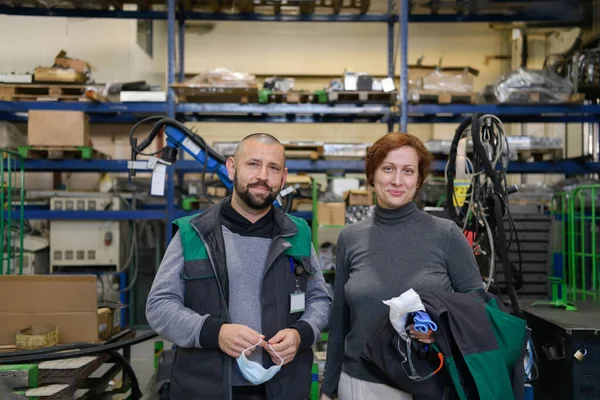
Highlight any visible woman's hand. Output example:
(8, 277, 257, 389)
(407, 324, 435, 344)
(320, 394, 333, 400)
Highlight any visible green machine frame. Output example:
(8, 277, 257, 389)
(533, 185, 600, 311)
(0, 150, 25, 275)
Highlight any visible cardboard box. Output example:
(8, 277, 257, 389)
(54, 50, 91, 74)
(345, 188, 374, 206)
(291, 198, 313, 212)
(111, 308, 121, 336)
(0, 275, 99, 345)
(317, 202, 346, 226)
(28, 110, 90, 147)
(97, 308, 111, 341)
(207, 186, 227, 198)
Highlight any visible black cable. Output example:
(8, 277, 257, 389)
(134, 118, 226, 164)
(282, 191, 294, 213)
(0, 331, 158, 365)
(446, 117, 473, 225)
(108, 349, 142, 400)
(504, 198, 523, 274)
(492, 194, 522, 318)
(128, 116, 166, 156)
(202, 144, 216, 205)
(0, 342, 97, 359)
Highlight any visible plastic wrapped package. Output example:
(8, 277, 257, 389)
(323, 143, 369, 159)
(425, 136, 561, 161)
(506, 136, 562, 150)
(508, 183, 555, 205)
(491, 68, 573, 104)
(0, 122, 27, 149)
(419, 69, 474, 93)
(263, 77, 295, 92)
(182, 67, 256, 88)
(212, 142, 238, 157)
(346, 205, 375, 224)
(571, 48, 600, 86)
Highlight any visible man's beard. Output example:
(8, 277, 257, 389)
(234, 174, 281, 210)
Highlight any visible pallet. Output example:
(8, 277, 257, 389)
(261, 90, 314, 104)
(408, 89, 479, 104)
(172, 84, 259, 103)
(328, 90, 397, 104)
(488, 92, 586, 105)
(523, 92, 585, 104)
(283, 143, 324, 160)
(17, 146, 108, 160)
(0, 83, 95, 102)
(516, 148, 563, 162)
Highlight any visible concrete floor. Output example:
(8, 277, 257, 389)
(131, 331, 172, 396)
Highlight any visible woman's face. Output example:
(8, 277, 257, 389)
(373, 146, 420, 209)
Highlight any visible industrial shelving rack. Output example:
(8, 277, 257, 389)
(0, 0, 599, 244)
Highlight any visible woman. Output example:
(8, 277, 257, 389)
(320, 132, 483, 400)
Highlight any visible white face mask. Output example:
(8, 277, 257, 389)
(236, 339, 284, 385)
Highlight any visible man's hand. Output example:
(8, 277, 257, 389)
(407, 324, 435, 344)
(266, 328, 301, 365)
(218, 324, 265, 358)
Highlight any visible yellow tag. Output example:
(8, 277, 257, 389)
(453, 180, 471, 207)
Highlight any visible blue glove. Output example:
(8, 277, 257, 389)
(412, 311, 437, 333)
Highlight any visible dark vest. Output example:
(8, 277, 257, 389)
(169, 206, 315, 400)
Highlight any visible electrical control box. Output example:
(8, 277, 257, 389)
(49, 195, 129, 273)
(523, 302, 600, 400)
(3, 251, 49, 275)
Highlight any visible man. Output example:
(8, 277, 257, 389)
(146, 133, 332, 400)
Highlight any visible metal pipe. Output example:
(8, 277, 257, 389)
(7, 153, 12, 274)
(18, 154, 24, 275)
(178, 16, 185, 83)
(387, 0, 394, 133)
(167, 0, 176, 118)
(0, 152, 4, 274)
(166, 0, 176, 243)
(387, 0, 394, 78)
(399, 0, 409, 132)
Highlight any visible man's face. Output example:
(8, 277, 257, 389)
(227, 139, 287, 211)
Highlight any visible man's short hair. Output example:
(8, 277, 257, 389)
(233, 133, 284, 159)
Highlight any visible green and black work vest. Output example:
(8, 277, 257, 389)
(169, 199, 316, 400)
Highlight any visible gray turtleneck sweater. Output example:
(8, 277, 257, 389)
(321, 202, 483, 396)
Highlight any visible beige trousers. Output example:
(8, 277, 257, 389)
(338, 371, 413, 400)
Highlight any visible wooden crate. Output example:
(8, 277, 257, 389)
(172, 84, 259, 103)
(0, 83, 94, 102)
(408, 89, 479, 104)
(328, 90, 397, 104)
(516, 148, 563, 162)
(283, 143, 324, 160)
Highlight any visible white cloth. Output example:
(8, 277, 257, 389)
(382, 288, 425, 340)
(338, 371, 413, 400)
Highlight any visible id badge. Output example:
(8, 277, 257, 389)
(290, 290, 305, 314)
